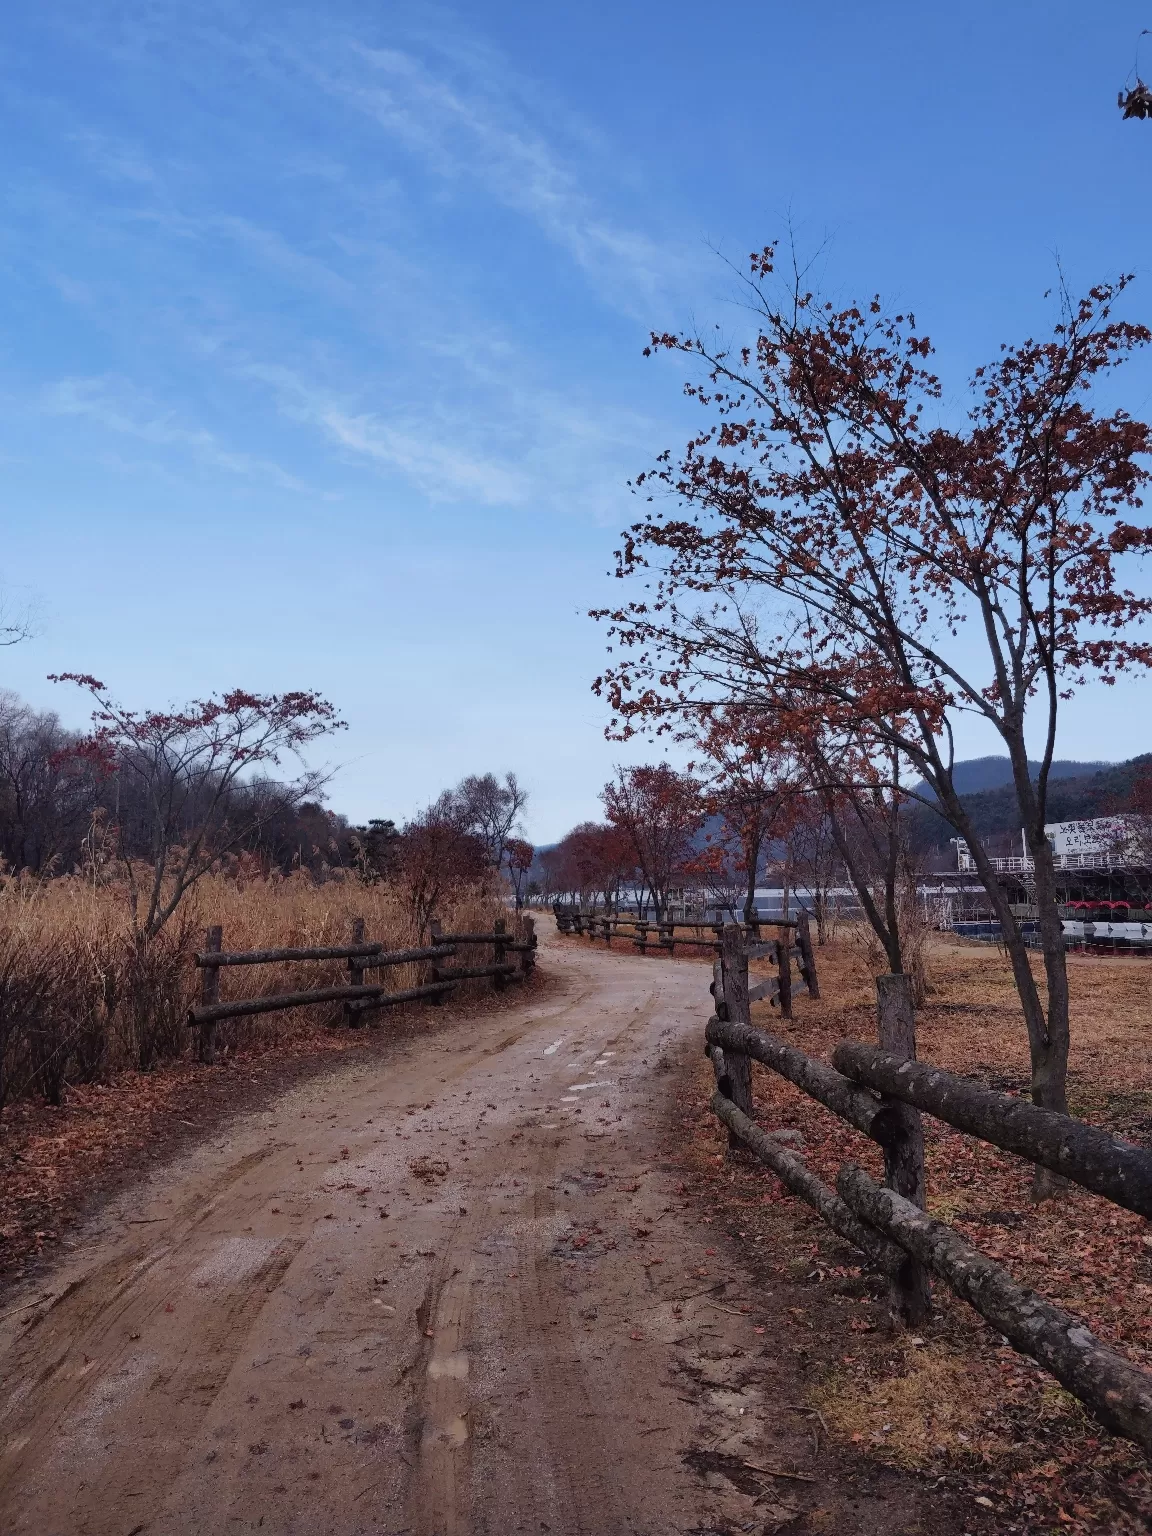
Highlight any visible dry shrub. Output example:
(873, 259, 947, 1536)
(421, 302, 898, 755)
(846, 896, 931, 1004)
(0, 867, 507, 1111)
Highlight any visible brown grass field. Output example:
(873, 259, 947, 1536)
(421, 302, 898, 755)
(662, 927, 1152, 1533)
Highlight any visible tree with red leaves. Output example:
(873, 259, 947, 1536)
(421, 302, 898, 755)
(595, 251, 1152, 1120)
(687, 709, 799, 921)
(601, 764, 702, 921)
(392, 801, 488, 942)
(540, 823, 634, 910)
(51, 675, 345, 942)
(504, 837, 535, 910)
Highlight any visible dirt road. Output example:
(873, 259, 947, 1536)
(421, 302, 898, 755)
(0, 926, 931, 1535)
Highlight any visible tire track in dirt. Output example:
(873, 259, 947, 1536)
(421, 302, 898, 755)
(0, 1141, 290, 1463)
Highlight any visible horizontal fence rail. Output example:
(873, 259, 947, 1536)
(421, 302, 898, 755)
(701, 924, 1152, 1455)
(189, 915, 536, 1063)
(837, 1166, 1152, 1450)
(709, 1086, 908, 1277)
(706, 1018, 899, 1145)
(191, 982, 415, 1026)
(193, 942, 386, 967)
(832, 1042, 1152, 1220)
(555, 904, 819, 1020)
(353, 945, 466, 971)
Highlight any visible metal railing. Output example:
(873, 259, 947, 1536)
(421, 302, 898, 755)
(956, 850, 1136, 875)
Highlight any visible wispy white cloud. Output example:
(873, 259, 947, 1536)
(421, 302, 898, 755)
(68, 130, 160, 186)
(238, 361, 532, 506)
(238, 355, 651, 520)
(15, 7, 685, 521)
(43, 376, 312, 493)
(293, 37, 690, 311)
(323, 409, 531, 505)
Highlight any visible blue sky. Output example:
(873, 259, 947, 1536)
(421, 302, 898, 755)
(3, 1, 1152, 842)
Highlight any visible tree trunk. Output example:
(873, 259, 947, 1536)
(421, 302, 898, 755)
(1026, 833, 1071, 1118)
(814, 885, 828, 944)
(824, 800, 901, 972)
(931, 774, 1065, 1122)
(743, 830, 761, 924)
(1006, 735, 1071, 1124)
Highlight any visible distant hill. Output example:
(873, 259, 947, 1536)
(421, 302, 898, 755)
(912, 756, 1109, 800)
(907, 754, 1152, 856)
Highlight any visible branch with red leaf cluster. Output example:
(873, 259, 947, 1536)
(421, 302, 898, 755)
(594, 249, 1152, 1117)
(50, 675, 346, 942)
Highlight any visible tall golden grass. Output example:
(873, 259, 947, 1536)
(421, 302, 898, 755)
(0, 868, 507, 1111)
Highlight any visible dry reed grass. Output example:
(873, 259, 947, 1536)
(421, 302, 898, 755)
(0, 869, 507, 1111)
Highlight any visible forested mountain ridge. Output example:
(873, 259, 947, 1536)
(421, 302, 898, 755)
(911, 756, 1109, 799)
(907, 754, 1152, 858)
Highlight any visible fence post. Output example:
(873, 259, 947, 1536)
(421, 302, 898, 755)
(345, 917, 366, 1028)
(519, 915, 536, 975)
(711, 953, 726, 1019)
(198, 925, 223, 1065)
(876, 971, 932, 1324)
(797, 909, 820, 999)
(429, 919, 446, 1005)
(493, 916, 507, 991)
(720, 925, 755, 1145)
(775, 928, 793, 1020)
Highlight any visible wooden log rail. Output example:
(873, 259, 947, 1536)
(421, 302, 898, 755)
(434, 931, 529, 946)
(710, 1085, 908, 1277)
(352, 944, 463, 970)
(192, 981, 426, 1026)
(838, 1166, 1152, 1452)
(189, 915, 537, 1060)
(706, 990, 1152, 1452)
(832, 1042, 1152, 1221)
(706, 1018, 900, 1145)
(194, 942, 387, 967)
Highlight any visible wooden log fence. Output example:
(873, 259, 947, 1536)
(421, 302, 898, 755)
(555, 904, 819, 1018)
(189, 915, 537, 1059)
(710, 1089, 909, 1279)
(704, 940, 1152, 1453)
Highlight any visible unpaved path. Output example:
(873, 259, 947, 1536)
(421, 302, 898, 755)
(0, 925, 936, 1535)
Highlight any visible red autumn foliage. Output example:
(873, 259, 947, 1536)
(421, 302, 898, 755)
(50, 675, 345, 942)
(540, 822, 635, 909)
(601, 764, 703, 920)
(594, 253, 1152, 1116)
(504, 836, 535, 909)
